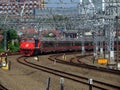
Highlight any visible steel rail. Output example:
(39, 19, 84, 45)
(49, 54, 120, 75)
(17, 56, 120, 90)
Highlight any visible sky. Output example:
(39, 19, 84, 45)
(45, 0, 80, 3)
(35, 0, 103, 16)
(45, 0, 81, 8)
(44, 0, 102, 10)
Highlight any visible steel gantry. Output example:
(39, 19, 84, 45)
(0, 0, 120, 68)
(104, 0, 119, 65)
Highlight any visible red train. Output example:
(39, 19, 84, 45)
(20, 38, 94, 56)
(20, 38, 120, 56)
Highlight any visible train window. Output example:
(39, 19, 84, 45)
(43, 42, 48, 47)
(74, 42, 81, 46)
(21, 39, 27, 42)
(48, 42, 54, 47)
(92, 42, 94, 46)
(57, 42, 68, 47)
(43, 42, 55, 47)
(85, 42, 89, 45)
(88, 42, 92, 46)
(28, 39, 34, 42)
(85, 42, 90, 47)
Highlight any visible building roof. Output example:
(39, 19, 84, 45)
(41, 30, 61, 38)
(20, 29, 38, 34)
(0, 35, 3, 42)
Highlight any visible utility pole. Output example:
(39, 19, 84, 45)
(4, 15, 8, 51)
(115, 16, 119, 69)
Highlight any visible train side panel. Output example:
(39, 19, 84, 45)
(20, 38, 120, 56)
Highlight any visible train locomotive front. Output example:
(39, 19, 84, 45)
(20, 38, 41, 56)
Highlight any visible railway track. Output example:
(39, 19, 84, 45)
(48, 53, 120, 75)
(0, 84, 8, 90)
(0, 51, 19, 90)
(17, 56, 120, 90)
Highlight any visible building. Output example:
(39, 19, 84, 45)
(63, 30, 78, 39)
(0, 29, 3, 42)
(41, 30, 62, 39)
(0, 0, 44, 18)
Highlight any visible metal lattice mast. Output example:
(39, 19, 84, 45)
(78, 0, 96, 55)
(109, 19, 115, 64)
(93, 31, 98, 57)
(104, 0, 118, 64)
(3, 0, 11, 51)
(89, 0, 98, 57)
(99, 0, 105, 58)
(105, 19, 115, 64)
(78, 1, 86, 55)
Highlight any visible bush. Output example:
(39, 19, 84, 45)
(0, 44, 4, 52)
(8, 42, 19, 52)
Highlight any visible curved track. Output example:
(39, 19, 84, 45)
(0, 51, 19, 90)
(17, 56, 120, 90)
(0, 84, 8, 90)
(48, 53, 120, 75)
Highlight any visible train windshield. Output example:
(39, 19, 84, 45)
(21, 38, 34, 42)
(28, 39, 34, 42)
(21, 39, 27, 42)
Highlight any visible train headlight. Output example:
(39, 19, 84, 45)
(117, 63, 120, 70)
(34, 57, 39, 61)
(25, 44, 29, 47)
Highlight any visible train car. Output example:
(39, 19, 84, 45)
(20, 38, 89, 56)
(20, 38, 41, 56)
(20, 37, 120, 56)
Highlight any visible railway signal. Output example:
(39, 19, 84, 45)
(54, 59, 56, 65)
(46, 77, 51, 90)
(62, 53, 66, 60)
(60, 78, 64, 90)
(88, 78, 93, 90)
(0, 52, 10, 70)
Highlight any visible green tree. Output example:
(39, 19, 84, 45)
(0, 44, 4, 52)
(7, 29, 18, 41)
(6, 29, 19, 51)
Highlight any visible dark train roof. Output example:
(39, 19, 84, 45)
(40, 36, 106, 42)
(21, 35, 120, 42)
